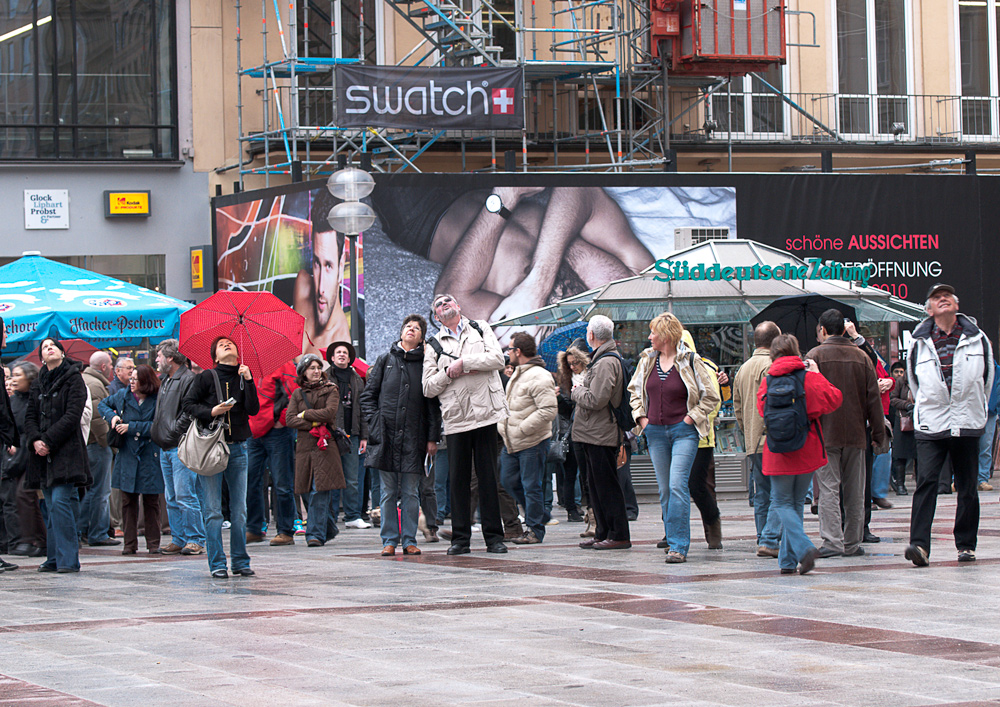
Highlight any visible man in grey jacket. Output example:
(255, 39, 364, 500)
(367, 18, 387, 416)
(152, 340, 205, 555)
(573, 315, 631, 550)
(905, 284, 994, 567)
(79, 352, 119, 547)
(423, 293, 509, 555)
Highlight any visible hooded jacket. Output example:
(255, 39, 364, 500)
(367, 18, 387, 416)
(806, 336, 886, 450)
(627, 343, 720, 439)
(571, 339, 624, 447)
(248, 361, 298, 439)
(422, 317, 508, 435)
(907, 313, 994, 439)
(756, 356, 843, 475)
(362, 342, 441, 474)
(500, 355, 557, 454)
(23, 359, 92, 490)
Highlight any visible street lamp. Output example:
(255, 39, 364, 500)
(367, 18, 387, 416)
(326, 166, 376, 355)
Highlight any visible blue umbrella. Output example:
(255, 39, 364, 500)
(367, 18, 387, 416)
(0, 252, 193, 355)
(537, 321, 590, 372)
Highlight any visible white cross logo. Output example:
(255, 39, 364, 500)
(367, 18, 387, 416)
(492, 88, 515, 115)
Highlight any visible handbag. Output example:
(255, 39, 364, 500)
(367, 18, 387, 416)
(547, 415, 570, 463)
(105, 397, 125, 451)
(899, 392, 914, 432)
(177, 369, 230, 476)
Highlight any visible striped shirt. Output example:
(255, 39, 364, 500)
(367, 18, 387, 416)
(931, 320, 962, 390)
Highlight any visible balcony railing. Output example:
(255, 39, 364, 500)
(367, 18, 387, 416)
(682, 91, 1000, 145)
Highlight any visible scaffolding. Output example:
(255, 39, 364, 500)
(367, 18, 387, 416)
(232, 0, 782, 185)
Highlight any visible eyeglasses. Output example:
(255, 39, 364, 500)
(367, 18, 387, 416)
(567, 358, 582, 368)
(433, 296, 454, 309)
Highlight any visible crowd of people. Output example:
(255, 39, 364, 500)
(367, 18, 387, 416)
(0, 282, 994, 578)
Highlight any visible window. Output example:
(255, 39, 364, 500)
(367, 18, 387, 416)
(711, 63, 786, 138)
(958, 1, 992, 135)
(0, 0, 177, 161)
(835, 0, 910, 137)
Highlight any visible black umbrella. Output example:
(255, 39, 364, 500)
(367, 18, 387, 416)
(750, 294, 858, 354)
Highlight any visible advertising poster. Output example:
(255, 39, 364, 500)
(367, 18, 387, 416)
(213, 185, 364, 358)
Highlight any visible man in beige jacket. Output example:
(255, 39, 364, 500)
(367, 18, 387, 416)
(732, 321, 782, 557)
(423, 294, 510, 556)
(499, 332, 557, 545)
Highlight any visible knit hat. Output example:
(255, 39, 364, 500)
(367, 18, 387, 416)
(296, 353, 323, 379)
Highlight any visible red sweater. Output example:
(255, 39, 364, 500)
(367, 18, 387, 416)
(756, 356, 843, 476)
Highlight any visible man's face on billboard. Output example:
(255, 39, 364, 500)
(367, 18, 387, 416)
(312, 231, 341, 329)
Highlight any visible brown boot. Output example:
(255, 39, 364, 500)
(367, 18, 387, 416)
(580, 508, 596, 538)
(270, 533, 295, 546)
(703, 519, 723, 549)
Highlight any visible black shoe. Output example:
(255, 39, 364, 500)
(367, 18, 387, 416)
(817, 547, 841, 558)
(232, 567, 255, 576)
(27, 545, 46, 557)
(37, 563, 57, 572)
(56, 567, 79, 573)
(844, 546, 865, 556)
(88, 538, 121, 547)
(779, 568, 797, 575)
(626, 512, 638, 522)
(446, 544, 470, 556)
(898, 484, 908, 496)
(905, 544, 929, 567)
(486, 542, 508, 554)
(10, 543, 31, 557)
(567, 509, 584, 523)
(0, 559, 19, 571)
(656, 537, 670, 549)
(211, 569, 229, 579)
(862, 532, 881, 544)
(798, 547, 820, 575)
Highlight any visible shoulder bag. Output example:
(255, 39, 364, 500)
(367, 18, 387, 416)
(547, 414, 570, 463)
(177, 369, 230, 476)
(105, 396, 125, 450)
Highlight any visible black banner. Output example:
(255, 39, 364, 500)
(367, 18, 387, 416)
(335, 65, 523, 130)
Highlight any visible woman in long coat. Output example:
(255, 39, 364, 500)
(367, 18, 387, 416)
(285, 354, 344, 547)
(23, 338, 92, 573)
(99, 364, 163, 554)
(361, 314, 441, 556)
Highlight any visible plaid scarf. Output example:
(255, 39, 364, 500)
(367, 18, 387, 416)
(931, 320, 962, 390)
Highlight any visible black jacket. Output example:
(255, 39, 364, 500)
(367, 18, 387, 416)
(23, 359, 92, 489)
(182, 364, 259, 443)
(1, 390, 30, 479)
(0, 365, 16, 448)
(331, 365, 369, 440)
(361, 342, 441, 474)
(152, 366, 195, 450)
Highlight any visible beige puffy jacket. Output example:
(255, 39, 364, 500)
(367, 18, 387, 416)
(422, 317, 508, 435)
(500, 357, 557, 454)
(627, 344, 720, 439)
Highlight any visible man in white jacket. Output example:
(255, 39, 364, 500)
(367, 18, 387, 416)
(423, 294, 509, 556)
(499, 332, 557, 545)
(905, 283, 994, 567)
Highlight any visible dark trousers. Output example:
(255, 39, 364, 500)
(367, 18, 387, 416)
(581, 443, 629, 542)
(617, 447, 638, 518)
(121, 491, 161, 552)
(448, 424, 504, 547)
(16, 474, 45, 548)
(864, 445, 874, 533)
(910, 436, 980, 553)
(688, 447, 720, 525)
(892, 457, 915, 485)
(470, 460, 522, 535)
(0, 476, 20, 551)
(572, 441, 591, 508)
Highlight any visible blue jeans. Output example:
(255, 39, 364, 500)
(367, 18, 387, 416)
(872, 452, 892, 499)
(748, 453, 782, 548)
(379, 471, 420, 548)
(42, 484, 80, 571)
(160, 448, 206, 546)
(645, 421, 699, 556)
(78, 443, 113, 544)
(979, 413, 996, 484)
(338, 435, 362, 522)
(306, 481, 338, 544)
(247, 426, 297, 536)
(500, 440, 551, 539)
(435, 448, 451, 523)
(197, 442, 250, 573)
(770, 473, 816, 571)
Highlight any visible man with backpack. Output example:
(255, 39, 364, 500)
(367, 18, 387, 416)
(422, 294, 509, 556)
(571, 315, 632, 550)
(806, 309, 886, 559)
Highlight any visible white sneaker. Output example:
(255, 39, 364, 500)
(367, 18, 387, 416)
(345, 518, 372, 529)
(545, 518, 560, 526)
(222, 520, 231, 530)
(471, 523, 481, 532)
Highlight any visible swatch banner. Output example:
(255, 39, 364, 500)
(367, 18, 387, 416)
(335, 65, 523, 130)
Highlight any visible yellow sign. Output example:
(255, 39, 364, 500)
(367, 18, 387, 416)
(191, 249, 204, 290)
(105, 191, 150, 217)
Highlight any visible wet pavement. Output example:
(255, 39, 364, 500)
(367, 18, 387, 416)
(1, 491, 999, 706)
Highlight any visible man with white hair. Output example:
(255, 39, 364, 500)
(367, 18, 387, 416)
(572, 315, 631, 550)
(109, 356, 134, 395)
(79, 351, 119, 546)
(905, 284, 994, 567)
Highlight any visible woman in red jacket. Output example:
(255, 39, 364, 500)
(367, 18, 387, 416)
(757, 334, 843, 575)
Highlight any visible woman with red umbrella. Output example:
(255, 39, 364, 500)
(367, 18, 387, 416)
(182, 337, 259, 579)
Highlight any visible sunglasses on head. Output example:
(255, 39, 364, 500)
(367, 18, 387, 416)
(433, 296, 454, 308)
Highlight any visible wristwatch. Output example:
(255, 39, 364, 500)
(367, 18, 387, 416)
(485, 193, 512, 220)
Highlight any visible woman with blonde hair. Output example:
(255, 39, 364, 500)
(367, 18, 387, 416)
(556, 341, 591, 531)
(628, 313, 719, 563)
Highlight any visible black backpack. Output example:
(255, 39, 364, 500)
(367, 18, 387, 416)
(591, 352, 635, 433)
(427, 319, 485, 361)
(762, 369, 810, 453)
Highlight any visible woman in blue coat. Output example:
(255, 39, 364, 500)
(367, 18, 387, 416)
(99, 364, 163, 555)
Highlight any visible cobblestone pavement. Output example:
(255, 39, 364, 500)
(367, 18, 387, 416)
(1, 491, 999, 706)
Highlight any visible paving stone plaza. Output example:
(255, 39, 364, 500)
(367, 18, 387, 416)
(1, 493, 999, 706)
